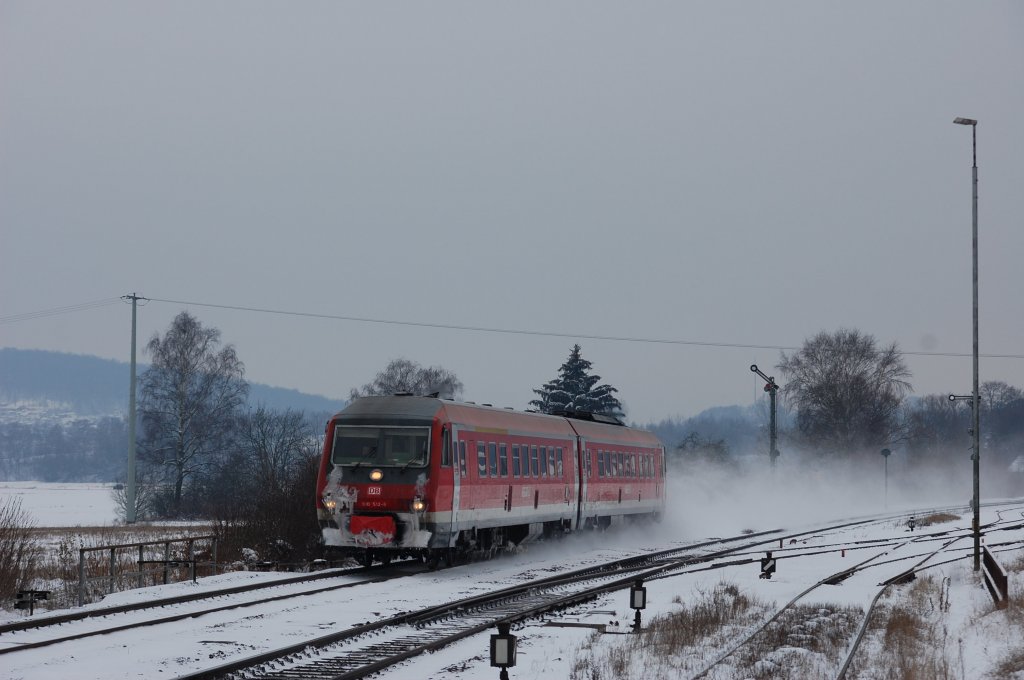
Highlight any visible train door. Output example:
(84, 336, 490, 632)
(574, 437, 587, 530)
(447, 426, 460, 544)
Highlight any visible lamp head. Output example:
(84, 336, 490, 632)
(953, 117, 978, 126)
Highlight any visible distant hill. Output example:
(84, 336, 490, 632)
(0, 347, 346, 421)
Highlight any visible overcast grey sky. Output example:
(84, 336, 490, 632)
(2, 2, 1022, 423)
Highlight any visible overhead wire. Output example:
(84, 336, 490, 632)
(0, 297, 123, 325)
(145, 296, 1024, 360)
(4, 294, 1022, 360)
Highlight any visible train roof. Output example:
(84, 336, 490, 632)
(332, 395, 661, 448)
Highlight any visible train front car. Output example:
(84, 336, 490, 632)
(316, 396, 447, 566)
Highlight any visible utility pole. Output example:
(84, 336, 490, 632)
(122, 293, 146, 523)
(750, 365, 780, 468)
(953, 116, 981, 572)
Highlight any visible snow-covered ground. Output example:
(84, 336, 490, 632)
(2, 482, 1022, 679)
(1, 481, 119, 526)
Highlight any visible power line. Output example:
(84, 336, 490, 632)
(5, 294, 1021, 360)
(0, 297, 122, 325)
(145, 296, 1024, 360)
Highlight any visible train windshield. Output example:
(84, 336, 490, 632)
(331, 425, 430, 468)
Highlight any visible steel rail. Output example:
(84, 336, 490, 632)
(0, 565, 371, 636)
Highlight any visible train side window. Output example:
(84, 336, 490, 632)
(499, 443, 508, 477)
(539, 446, 548, 478)
(488, 443, 498, 477)
(597, 450, 605, 477)
(512, 445, 521, 478)
(557, 447, 564, 477)
(530, 446, 539, 477)
(615, 452, 622, 477)
(630, 454, 636, 478)
(459, 441, 467, 477)
(477, 442, 487, 477)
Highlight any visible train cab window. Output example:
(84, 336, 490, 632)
(459, 441, 467, 477)
(332, 425, 429, 468)
(530, 446, 539, 477)
(477, 443, 487, 477)
(488, 443, 498, 477)
(557, 447, 564, 477)
(512, 445, 521, 478)
(499, 443, 508, 477)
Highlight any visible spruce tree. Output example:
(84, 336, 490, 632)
(530, 344, 624, 417)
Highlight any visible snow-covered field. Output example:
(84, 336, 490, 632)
(2, 480, 1022, 679)
(1, 481, 119, 526)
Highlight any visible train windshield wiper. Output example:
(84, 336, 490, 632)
(351, 446, 377, 471)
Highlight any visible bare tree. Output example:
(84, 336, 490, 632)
(139, 312, 248, 516)
(0, 498, 38, 600)
(349, 358, 463, 400)
(777, 328, 911, 456)
(238, 407, 315, 494)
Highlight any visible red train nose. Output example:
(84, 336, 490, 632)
(350, 515, 396, 546)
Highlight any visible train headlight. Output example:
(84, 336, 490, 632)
(322, 496, 337, 510)
(411, 497, 426, 512)
(369, 469, 384, 481)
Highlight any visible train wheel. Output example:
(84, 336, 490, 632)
(361, 551, 373, 568)
(427, 551, 441, 571)
(379, 553, 392, 566)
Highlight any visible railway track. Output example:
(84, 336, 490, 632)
(5, 504, 1019, 680)
(172, 520, 913, 680)
(685, 507, 1024, 680)
(0, 563, 427, 655)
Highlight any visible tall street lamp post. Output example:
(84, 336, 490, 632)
(953, 116, 980, 572)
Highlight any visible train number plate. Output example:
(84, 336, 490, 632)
(367, 486, 382, 496)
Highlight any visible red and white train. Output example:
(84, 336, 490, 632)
(316, 395, 666, 566)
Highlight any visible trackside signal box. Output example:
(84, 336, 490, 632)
(14, 590, 49, 615)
